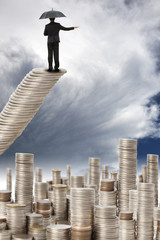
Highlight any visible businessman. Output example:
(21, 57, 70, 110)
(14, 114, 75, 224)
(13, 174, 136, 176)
(44, 18, 78, 72)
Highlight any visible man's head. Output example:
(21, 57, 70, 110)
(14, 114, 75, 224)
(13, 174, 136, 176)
(50, 18, 55, 22)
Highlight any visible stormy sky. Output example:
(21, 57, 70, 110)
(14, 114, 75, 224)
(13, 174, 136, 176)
(0, 0, 160, 186)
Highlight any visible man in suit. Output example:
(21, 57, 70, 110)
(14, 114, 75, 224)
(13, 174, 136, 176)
(44, 18, 78, 72)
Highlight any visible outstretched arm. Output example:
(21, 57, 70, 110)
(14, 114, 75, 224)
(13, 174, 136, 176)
(60, 24, 79, 31)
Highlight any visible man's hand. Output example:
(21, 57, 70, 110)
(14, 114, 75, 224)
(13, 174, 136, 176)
(74, 26, 79, 29)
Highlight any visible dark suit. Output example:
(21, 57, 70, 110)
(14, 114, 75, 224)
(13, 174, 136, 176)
(44, 22, 74, 70)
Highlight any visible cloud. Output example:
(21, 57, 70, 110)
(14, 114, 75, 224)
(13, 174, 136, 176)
(0, 0, 160, 177)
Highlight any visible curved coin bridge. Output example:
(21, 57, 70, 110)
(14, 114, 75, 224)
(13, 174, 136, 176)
(0, 68, 67, 155)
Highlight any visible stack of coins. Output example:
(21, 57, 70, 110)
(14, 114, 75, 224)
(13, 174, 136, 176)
(70, 176, 84, 188)
(102, 165, 109, 179)
(48, 190, 55, 218)
(34, 182, 48, 202)
(71, 226, 92, 240)
(35, 168, 42, 182)
(147, 154, 159, 206)
(0, 190, 11, 215)
(142, 165, 147, 183)
(110, 172, 118, 189)
(137, 183, 154, 240)
(99, 180, 117, 207)
(94, 206, 119, 240)
(15, 153, 34, 213)
(0, 68, 67, 155)
(12, 234, 33, 240)
(0, 230, 11, 240)
(153, 208, 160, 237)
(129, 190, 138, 221)
(46, 180, 53, 191)
(62, 177, 68, 185)
(52, 170, 61, 184)
(28, 225, 46, 240)
(6, 203, 26, 234)
(6, 168, 12, 191)
(71, 188, 95, 228)
(85, 184, 99, 205)
(118, 139, 137, 212)
(67, 195, 71, 224)
(156, 220, 160, 240)
(67, 165, 71, 186)
(0, 216, 7, 230)
(26, 213, 43, 233)
(138, 174, 143, 183)
(89, 158, 100, 189)
(119, 211, 135, 240)
(53, 184, 67, 221)
(48, 191, 54, 205)
(37, 200, 51, 227)
(46, 224, 71, 240)
(84, 172, 88, 185)
(62, 178, 69, 194)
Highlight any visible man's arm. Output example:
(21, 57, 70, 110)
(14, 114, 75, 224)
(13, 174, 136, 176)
(59, 24, 74, 31)
(44, 26, 48, 36)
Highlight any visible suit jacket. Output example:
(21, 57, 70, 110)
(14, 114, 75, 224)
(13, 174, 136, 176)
(44, 22, 74, 43)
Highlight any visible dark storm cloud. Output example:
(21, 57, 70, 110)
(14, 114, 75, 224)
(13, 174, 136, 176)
(149, 39, 160, 73)
(0, 39, 44, 109)
(124, 0, 144, 8)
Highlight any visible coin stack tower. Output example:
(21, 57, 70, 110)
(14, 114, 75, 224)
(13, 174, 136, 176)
(89, 158, 100, 189)
(118, 139, 137, 212)
(147, 154, 159, 206)
(0, 69, 67, 155)
(15, 153, 34, 213)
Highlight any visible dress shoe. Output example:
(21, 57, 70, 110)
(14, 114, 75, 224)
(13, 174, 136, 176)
(54, 68, 60, 72)
(47, 68, 53, 72)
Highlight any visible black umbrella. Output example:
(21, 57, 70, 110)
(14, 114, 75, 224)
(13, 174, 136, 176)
(39, 9, 66, 19)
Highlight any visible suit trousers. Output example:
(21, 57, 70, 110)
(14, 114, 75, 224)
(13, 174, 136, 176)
(47, 42, 59, 70)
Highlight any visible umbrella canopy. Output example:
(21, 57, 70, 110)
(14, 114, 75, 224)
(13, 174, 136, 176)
(39, 9, 66, 19)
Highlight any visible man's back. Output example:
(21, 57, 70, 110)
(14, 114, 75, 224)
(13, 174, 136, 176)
(44, 22, 74, 43)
